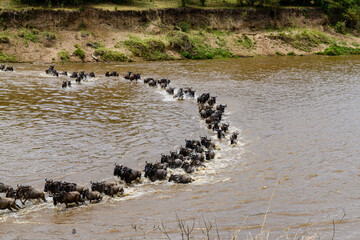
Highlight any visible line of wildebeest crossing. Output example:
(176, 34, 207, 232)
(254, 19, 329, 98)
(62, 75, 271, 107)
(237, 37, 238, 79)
(0, 65, 239, 212)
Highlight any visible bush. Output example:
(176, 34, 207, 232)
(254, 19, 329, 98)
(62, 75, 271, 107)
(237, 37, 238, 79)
(124, 37, 169, 60)
(168, 31, 232, 60)
(73, 47, 85, 60)
(57, 50, 70, 61)
(287, 51, 296, 56)
(94, 48, 127, 61)
(18, 28, 39, 42)
(178, 22, 190, 33)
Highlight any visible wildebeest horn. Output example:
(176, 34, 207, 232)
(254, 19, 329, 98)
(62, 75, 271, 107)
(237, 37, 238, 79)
(45, 178, 48, 181)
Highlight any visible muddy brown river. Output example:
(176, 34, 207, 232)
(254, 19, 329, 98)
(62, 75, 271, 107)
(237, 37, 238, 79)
(1, 56, 360, 239)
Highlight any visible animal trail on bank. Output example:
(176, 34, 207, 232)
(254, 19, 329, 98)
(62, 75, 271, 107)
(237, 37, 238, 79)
(0, 65, 241, 214)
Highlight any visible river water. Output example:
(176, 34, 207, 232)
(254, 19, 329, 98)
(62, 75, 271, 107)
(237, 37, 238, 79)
(0, 56, 360, 239)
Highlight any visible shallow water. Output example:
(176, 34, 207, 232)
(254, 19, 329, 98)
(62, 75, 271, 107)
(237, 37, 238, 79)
(0, 56, 360, 239)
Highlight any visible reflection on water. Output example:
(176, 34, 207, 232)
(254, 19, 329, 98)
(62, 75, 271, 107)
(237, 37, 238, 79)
(0, 56, 360, 239)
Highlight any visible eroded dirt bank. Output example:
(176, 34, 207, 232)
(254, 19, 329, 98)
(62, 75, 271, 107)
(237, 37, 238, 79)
(0, 7, 359, 63)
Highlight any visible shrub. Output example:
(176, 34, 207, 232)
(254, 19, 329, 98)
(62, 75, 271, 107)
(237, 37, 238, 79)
(94, 48, 127, 61)
(124, 37, 169, 60)
(73, 47, 85, 60)
(287, 51, 296, 56)
(57, 50, 70, 61)
(168, 31, 232, 60)
(178, 22, 190, 33)
(18, 28, 39, 42)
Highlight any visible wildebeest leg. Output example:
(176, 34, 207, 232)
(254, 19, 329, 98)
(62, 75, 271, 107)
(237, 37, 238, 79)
(8, 206, 14, 211)
(14, 203, 21, 210)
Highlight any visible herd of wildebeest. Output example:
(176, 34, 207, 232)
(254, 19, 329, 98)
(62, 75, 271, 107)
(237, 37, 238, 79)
(0, 65, 238, 212)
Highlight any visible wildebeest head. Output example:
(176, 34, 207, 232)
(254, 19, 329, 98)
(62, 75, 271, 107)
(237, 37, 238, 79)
(51, 192, 63, 206)
(44, 179, 53, 192)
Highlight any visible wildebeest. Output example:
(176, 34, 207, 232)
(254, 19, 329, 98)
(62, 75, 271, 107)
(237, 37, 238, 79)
(205, 150, 215, 160)
(168, 174, 193, 184)
(207, 96, 217, 106)
(91, 181, 122, 197)
(166, 87, 175, 95)
(124, 71, 132, 79)
(114, 164, 141, 184)
(221, 123, 229, 133)
(216, 104, 227, 113)
(62, 81, 67, 88)
(0, 197, 21, 211)
(200, 136, 215, 149)
(143, 77, 153, 84)
(0, 182, 12, 193)
(5, 187, 18, 199)
(184, 87, 196, 98)
(5, 66, 13, 72)
(44, 179, 63, 194)
(148, 79, 157, 87)
(59, 182, 86, 194)
(70, 72, 78, 78)
(82, 188, 102, 203)
(216, 129, 225, 140)
(52, 191, 84, 207)
(144, 162, 167, 182)
(197, 93, 210, 104)
(230, 132, 239, 144)
(16, 185, 47, 204)
(173, 88, 184, 100)
(130, 73, 141, 81)
(104, 184, 124, 197)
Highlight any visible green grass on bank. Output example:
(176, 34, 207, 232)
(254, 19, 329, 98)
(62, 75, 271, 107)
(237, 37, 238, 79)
(269, 28, 335, 52)
(0, 50, 17, 62)
(317, 44, 360, 55)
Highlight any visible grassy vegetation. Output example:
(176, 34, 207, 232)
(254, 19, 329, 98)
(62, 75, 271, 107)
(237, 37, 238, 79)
(17, 28, 56, 43)
(94, 47, 128, 61)
(57, 49, 70, 62)
(123, 36, 170, 60)
(0, 50, 16, 62)
(236, 34, 256, 49)
(0, 36, 10, 43)
(167, 31, 232, 60)
(18, 28, 39, 42)
(317, 44, 360, 55)
(271, 29, 334, 52)
(73, 45, 85, 60)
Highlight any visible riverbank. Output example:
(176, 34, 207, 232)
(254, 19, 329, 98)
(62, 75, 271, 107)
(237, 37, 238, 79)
(0, 7, 359, 63)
